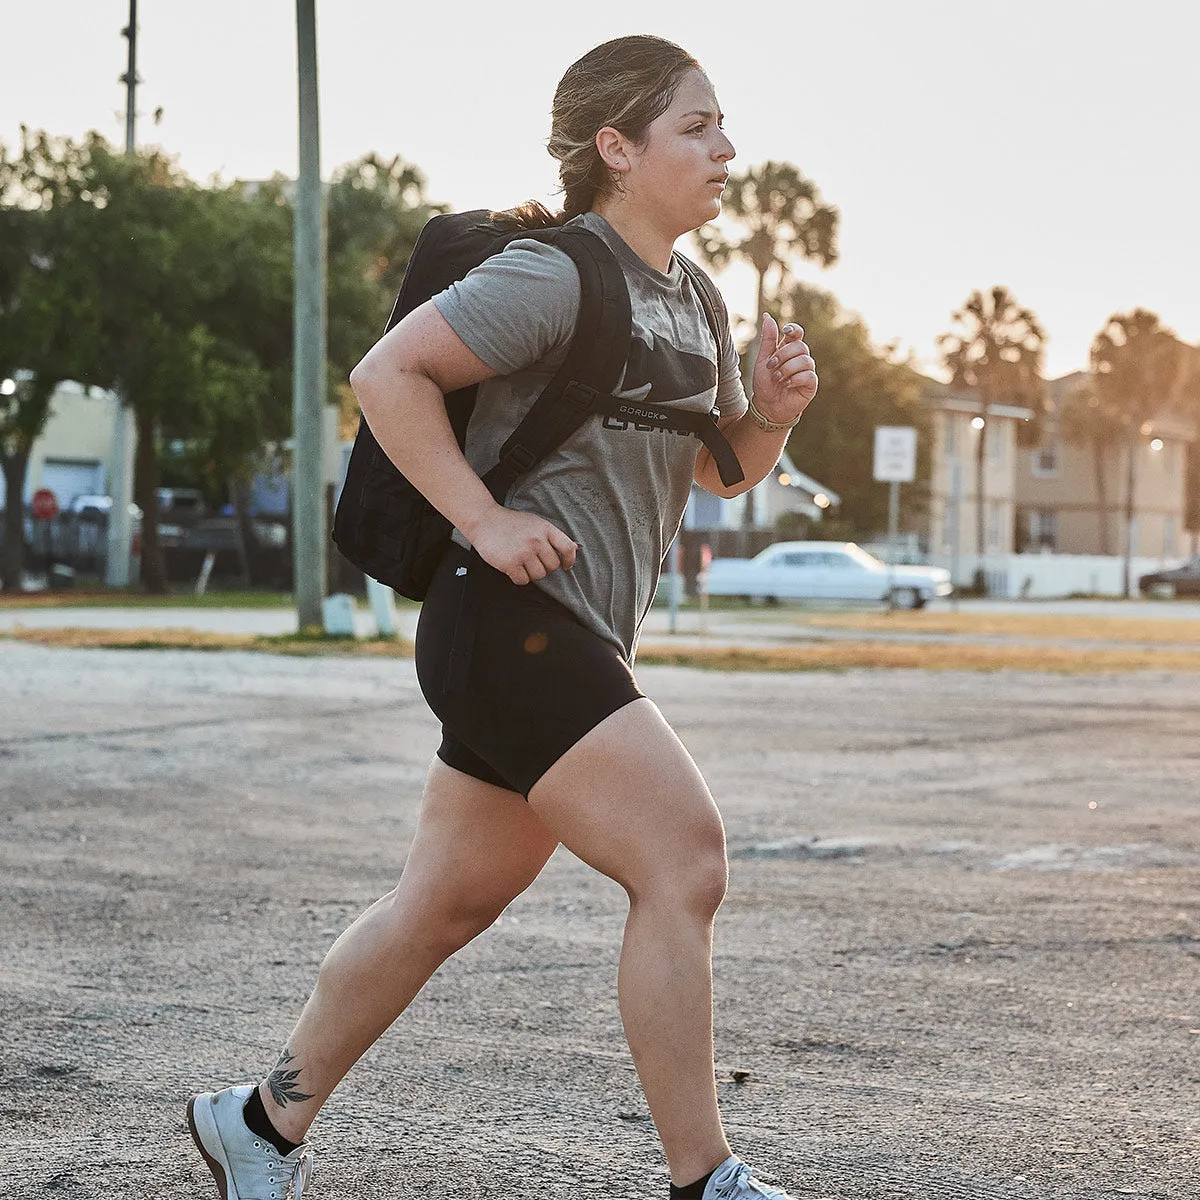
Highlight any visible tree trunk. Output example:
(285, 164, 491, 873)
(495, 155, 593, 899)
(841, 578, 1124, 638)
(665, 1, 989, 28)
(134, 409, 168, 594)
(1093, 438, 1111, 557)
(0, 451, 30, 592)
(1123, 432, 1138, 599)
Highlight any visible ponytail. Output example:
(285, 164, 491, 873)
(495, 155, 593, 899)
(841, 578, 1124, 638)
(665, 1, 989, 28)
(488, 200, 564, 231)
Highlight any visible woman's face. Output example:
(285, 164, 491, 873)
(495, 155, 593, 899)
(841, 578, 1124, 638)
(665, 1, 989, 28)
(621, 69, 737, 234)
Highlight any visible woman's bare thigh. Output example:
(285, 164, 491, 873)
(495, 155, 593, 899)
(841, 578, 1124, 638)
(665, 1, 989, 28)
(526, 698, 726, 899)
(395, 758, 560, 925)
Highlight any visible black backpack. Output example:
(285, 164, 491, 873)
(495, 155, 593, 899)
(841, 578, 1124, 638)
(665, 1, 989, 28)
(332, 209, 744, 599)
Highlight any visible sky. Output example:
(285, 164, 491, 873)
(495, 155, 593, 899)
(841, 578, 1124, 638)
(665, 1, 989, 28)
(3, 0, 1197, 381)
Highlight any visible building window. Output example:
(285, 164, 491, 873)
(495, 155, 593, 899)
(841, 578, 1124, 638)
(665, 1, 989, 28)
(1027, 509, 1058, 551)
(1031, 442, 1060, 478)
(943, 413, 958, 458)
(986, 501, 1004, 552)
(1164, 515, 1177, 558)
(987, 421, 1004, 467)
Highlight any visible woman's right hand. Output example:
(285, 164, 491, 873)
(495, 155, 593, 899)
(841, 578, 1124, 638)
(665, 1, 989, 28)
(469, 507, 580, 585)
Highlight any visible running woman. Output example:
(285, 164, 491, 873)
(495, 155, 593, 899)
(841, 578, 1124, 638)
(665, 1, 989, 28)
(188, 34, 820, 1200)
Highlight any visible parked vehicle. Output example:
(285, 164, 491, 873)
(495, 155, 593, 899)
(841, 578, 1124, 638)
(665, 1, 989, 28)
(1138, 555, 1200, 598)
(704, 541, 953, 609)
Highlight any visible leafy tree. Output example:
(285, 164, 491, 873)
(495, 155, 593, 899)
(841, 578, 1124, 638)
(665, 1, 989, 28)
(695, 161, 839, 324)
(775, 282, 928, 540)
(938, 286, 1046, 570)
(1177, 346, 1200, 536)
(692, 161, 838, 537)
(0, 131, 98, 590)
(1088, 309, 1189, 594)
(49, 139, 227, 591)
(326, 154, 447, 436)
(3, 132, 447, 593)
(328, 153, 445, 306)
(1057, 377, 1124, 555)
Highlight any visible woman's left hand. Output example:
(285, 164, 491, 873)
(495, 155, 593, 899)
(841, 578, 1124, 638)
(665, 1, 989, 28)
(750, 314, 818, 425)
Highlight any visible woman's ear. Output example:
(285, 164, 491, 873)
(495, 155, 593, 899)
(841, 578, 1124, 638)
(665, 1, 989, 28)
(595, 127, 628, 174)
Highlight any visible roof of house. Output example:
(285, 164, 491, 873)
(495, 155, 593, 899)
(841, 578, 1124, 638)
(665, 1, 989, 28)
(772, 451, 841, 507)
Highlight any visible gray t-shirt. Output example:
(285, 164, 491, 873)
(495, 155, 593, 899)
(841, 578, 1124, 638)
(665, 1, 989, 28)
(433, 211, 747, 661)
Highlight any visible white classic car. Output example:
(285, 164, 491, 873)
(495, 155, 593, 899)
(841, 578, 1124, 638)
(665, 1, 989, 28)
(703, 541, 953, 609)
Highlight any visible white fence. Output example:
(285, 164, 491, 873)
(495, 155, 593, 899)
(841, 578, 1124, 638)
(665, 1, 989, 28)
(932, 553, 1175, 598)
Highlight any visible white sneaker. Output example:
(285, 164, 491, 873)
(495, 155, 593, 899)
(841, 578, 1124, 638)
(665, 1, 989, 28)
(187, 1084, 314, 1200)
(702, 1156, 796, 1200)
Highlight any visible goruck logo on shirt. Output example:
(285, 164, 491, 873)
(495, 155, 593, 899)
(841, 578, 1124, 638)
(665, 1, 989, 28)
(602, 327, 718, 436)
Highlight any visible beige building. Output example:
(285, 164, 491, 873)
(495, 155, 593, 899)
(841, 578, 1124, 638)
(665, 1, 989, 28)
(924, 380, 1031, 558)
(1015, 372, 1196, 560)
(0, 381, 120, 510)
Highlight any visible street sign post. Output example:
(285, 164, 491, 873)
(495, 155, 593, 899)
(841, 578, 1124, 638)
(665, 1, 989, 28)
(873, 427, 917, 484)
(873, 427, 918, 609)
(31, 488, 59, 576)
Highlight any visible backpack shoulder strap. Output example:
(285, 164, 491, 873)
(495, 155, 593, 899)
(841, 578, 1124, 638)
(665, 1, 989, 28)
(483, 225, 631, 500)
(674, 251, 726, 361)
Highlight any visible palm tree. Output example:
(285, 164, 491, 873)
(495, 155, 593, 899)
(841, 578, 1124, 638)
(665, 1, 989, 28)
(938, 287, 1046, 579)
(693, 162, 838, 540)
(1089, 310, 1188, 595)
(1057, 378, 1124, 555)
(694, 161, 838, 327)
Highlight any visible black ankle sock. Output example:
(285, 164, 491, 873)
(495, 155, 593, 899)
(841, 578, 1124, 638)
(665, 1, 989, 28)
(243, 1087, 303, 1156)
(670, 1168, 716, 1200)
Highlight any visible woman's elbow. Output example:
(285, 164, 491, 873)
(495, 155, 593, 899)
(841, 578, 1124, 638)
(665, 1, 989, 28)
(348, 355, 377, 402)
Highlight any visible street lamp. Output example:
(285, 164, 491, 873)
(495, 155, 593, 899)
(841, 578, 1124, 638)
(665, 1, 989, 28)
(0, 378, 16, 396)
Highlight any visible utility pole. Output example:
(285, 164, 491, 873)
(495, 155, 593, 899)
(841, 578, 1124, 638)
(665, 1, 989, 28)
(105, 0, 139, 586)
(293, 0, 328, 626)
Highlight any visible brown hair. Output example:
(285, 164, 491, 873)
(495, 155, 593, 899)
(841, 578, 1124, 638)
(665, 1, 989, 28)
(491, 35, 702, 232)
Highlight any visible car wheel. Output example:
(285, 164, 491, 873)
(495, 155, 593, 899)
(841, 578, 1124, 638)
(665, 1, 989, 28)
(889, 586, 920, 610)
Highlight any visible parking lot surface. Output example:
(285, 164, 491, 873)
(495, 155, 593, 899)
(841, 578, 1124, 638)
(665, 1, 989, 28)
(1, 641, 1197, 1199)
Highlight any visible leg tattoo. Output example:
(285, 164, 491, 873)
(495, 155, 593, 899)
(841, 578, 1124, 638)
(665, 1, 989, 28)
(265, 1048, 315, 1107)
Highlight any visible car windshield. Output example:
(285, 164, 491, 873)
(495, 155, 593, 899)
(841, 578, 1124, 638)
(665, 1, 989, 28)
(844, 543, 884, 569)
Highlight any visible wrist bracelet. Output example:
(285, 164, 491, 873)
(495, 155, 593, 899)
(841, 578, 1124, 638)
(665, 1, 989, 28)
(747, 395, 802, 433)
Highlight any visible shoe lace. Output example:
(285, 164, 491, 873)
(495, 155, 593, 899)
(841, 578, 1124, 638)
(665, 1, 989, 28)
(708, 1159, 788, 1200)
(262, 1146, 314, 1200)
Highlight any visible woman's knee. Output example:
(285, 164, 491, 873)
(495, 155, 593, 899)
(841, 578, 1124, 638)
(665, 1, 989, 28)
(626, 825, 729, 919)
(398, 886, 508, 954)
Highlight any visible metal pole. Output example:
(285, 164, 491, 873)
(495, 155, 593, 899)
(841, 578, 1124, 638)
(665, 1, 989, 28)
(1123, 435, 1138, 599)
(293, 0, 328, 626)
(105, 0, 139, 587)
(886, 479, 899, 609)
(668, 537, 680, 634)
(949, 461, 962, 612)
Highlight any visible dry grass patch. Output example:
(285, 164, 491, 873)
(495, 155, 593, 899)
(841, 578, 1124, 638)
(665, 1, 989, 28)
(637, 640, 1200, 673)
(803, 610, 1200, 645)
(4, 626, 414, 656)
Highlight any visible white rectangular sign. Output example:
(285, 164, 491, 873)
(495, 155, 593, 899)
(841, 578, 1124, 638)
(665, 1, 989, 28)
(873, 426, 918, 483)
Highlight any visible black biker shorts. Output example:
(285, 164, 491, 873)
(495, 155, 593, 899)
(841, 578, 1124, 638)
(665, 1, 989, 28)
(414, 542, 644, 797)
